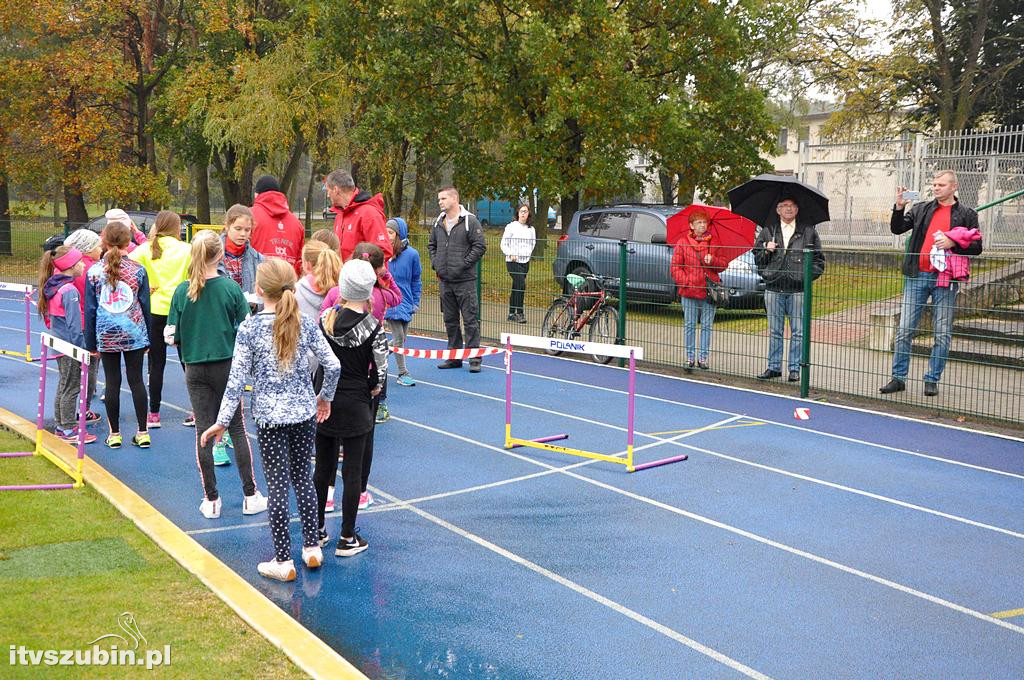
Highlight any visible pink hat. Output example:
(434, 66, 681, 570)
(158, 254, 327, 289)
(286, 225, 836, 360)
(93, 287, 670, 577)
(104, 208, 134, 229)
(53, 248, 83, 271)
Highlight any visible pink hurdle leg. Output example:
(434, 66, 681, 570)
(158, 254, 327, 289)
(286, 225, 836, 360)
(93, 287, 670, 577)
(36, 344, 48, 431)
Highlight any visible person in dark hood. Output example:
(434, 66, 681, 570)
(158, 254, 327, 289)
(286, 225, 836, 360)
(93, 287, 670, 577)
(250, 174, 305, 275)
(324, 169, 393, 262)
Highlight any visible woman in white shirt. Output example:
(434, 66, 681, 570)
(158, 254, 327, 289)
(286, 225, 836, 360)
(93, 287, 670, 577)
(500, 204, 536, 323)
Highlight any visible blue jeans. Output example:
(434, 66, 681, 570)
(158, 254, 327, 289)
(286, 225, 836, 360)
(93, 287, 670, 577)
(891, 272, 959, 383)
(764, 290, 803, 372)
(681, 297, 716, 361)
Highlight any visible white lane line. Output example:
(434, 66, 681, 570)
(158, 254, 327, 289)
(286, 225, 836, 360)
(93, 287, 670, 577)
(187, 415, 744, 536)
(412, 374, 1024, 540)
(487, 363, 1024, 479)
(374, 486, 773, 679)
(390, 414, 1024, 637)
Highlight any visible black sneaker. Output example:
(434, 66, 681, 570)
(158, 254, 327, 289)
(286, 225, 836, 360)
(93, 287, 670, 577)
(469, 360, 482, 373)
(182, 412, 196, 427)
(317, 528, 330, 547)
(335, 532, 368, 557)
(437, 360, 463, 369)
(879, 378, 905, 394)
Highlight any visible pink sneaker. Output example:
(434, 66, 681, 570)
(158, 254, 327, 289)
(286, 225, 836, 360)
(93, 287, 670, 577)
(147, 412, 161, 429)
(358, 491, 373, 510)
(57, 427, 97, 444)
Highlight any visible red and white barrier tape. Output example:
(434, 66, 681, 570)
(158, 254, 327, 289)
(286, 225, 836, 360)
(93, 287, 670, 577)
(389, 346, 504, 360)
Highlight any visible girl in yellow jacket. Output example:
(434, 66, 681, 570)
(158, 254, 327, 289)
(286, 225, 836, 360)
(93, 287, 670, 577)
(129, 210, 191, 429)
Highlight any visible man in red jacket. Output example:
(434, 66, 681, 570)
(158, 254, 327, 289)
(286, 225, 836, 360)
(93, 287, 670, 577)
(250, 175, 305, 274)
(325, 169, 393, 262)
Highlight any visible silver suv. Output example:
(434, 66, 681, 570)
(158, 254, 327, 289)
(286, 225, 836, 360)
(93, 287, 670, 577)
(551, 204, 764, 307)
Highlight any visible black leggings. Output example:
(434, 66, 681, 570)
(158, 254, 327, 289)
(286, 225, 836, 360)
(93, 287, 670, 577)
(148, 314, 185, 414)
(100, 348, 148, 434)
(314, 430, 370, 538)
(506, 261, 529, 314)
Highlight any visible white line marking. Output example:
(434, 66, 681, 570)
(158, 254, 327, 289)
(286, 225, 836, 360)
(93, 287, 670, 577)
(412, 374, 1024, 539)
(390, 413, 1024, 637)
(486, 364, 1024, 480)
(374, 486, 773, 679)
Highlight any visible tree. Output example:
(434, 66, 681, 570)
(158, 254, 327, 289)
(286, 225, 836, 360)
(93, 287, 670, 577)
(813, 0, 1024, 132)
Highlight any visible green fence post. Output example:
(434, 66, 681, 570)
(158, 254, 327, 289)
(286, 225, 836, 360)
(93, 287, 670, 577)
(800, 247, 813, 398)
(187, 223, 193, 242)
(476, 258, 482, 322)
(617, 239, 628, 367)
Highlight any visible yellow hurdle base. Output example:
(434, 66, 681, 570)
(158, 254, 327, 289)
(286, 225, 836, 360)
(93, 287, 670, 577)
(506, 437, 635, 472)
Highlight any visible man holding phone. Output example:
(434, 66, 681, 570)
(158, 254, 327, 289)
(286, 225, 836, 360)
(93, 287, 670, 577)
(880, 170, 981, 397)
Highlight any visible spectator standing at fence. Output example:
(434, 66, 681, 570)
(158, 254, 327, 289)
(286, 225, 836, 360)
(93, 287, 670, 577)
(500, 204, 536, 324)
(670, 209, 727, 371)
(129, 210, 191, 430)
(880, 171, 981, 397)
(38, 245, 96, 443)
(168, 232, 267, 519)
(324, 170, 393, 262)
(753, 196, 826, 382)
(218, 204, 264, 295)
(85, 221, 152, 449)
(385, 217, 422, 387)
(201, 258, 339, 582)
(428, 186, 487, 373)
(250, 175, 305, 275)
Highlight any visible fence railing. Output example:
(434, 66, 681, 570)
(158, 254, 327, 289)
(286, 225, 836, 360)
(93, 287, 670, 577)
(2, 218, 1021, 426)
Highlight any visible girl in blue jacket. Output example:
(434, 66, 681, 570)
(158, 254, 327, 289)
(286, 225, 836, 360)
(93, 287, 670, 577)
(383, 217, 422, 386)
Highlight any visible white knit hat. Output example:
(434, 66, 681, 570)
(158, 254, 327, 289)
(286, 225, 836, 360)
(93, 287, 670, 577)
(64, 229, 101, 254)
(338, 259, 376, 302)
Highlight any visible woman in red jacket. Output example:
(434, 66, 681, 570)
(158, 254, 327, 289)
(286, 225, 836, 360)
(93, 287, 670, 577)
(670, 210, 727, 371)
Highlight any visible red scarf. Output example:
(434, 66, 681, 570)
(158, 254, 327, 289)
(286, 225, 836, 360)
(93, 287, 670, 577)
(224, 238, 246, 256)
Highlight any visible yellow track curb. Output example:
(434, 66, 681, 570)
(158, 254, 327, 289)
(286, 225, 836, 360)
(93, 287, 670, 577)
(0, 407, 365, 680)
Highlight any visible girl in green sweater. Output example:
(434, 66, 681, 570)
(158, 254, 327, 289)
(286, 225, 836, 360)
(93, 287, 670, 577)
(168, 232, 267, 520)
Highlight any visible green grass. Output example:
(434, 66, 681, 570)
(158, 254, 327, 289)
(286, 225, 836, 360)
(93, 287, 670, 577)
(0, 428, 307, 678)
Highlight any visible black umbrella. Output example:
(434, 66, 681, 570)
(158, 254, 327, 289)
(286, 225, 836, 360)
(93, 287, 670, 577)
(727, 174, 830, 226)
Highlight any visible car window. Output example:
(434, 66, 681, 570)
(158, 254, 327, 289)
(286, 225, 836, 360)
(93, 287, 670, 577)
(582, 211, 632, 240)
(577, 212, 601, 235)
(631, 213, 664, 243)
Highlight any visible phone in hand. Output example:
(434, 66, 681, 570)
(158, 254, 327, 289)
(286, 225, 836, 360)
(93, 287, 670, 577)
(901, 190, 920, 201)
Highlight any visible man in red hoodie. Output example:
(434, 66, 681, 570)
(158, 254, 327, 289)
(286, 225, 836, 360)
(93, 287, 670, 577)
(325, 169, 393, 262)
(250, 175, 305, 274)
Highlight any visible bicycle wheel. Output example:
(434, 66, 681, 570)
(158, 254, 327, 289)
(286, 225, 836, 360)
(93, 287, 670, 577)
(588, 306, 618, 364)
(541, 298, 575, 355)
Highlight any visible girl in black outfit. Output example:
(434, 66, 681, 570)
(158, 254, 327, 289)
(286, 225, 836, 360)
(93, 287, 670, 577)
(313, 258, 388, 557)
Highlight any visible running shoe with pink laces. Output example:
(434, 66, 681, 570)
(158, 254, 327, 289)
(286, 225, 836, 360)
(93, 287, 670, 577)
(146, 412, 161, 429)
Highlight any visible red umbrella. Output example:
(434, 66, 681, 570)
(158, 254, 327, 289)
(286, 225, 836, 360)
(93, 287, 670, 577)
(666, 204, 758, 264)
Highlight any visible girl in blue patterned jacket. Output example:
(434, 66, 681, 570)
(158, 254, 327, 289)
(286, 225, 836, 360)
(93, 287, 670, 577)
(39, 245, 94, 443)
(201, 258, 340, 582)
(84, 221, 152, 449)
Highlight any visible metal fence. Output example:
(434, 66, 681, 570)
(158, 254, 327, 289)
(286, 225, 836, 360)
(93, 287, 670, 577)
(801, 126, 1024, 249)
(1, 218, 1021, 426)
(400, 231, 1023, 426)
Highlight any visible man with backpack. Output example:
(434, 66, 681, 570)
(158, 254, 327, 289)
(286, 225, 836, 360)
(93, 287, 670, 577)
(428, 186, 487, 373)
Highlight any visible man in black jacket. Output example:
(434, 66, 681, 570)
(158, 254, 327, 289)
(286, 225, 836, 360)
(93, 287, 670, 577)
(753, 197, 826, 382)
(880, 170, 981, 397)
(428, 186, 487, 372)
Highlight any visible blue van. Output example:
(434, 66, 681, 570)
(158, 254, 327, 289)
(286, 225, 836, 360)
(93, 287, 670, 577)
(476, 197, 557, 227)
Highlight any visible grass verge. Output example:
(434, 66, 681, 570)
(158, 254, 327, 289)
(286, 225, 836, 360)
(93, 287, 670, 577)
(0, 427, 307, 679)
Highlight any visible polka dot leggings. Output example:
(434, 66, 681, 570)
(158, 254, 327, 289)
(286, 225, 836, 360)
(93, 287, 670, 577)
(257, 418, 319, 562)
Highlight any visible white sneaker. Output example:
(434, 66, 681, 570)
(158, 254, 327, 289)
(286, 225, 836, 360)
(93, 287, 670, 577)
(325, 486, 335, 512)
(302, 545, 323, 569)
(199, 497, 221, 519)
(257, 559, 296, 582)
(243, 490, 268, 515)
(358, 491, 373, 510)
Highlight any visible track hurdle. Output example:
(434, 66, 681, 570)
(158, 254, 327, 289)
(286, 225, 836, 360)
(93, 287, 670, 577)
(0, 282, 38, 362)
(389, 345, 505, 364)
(501, 332, 687, 472)
(0, 333, 91, 490)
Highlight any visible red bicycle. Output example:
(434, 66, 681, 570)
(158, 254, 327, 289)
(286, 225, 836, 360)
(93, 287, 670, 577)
(541, 273, 619, 364)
